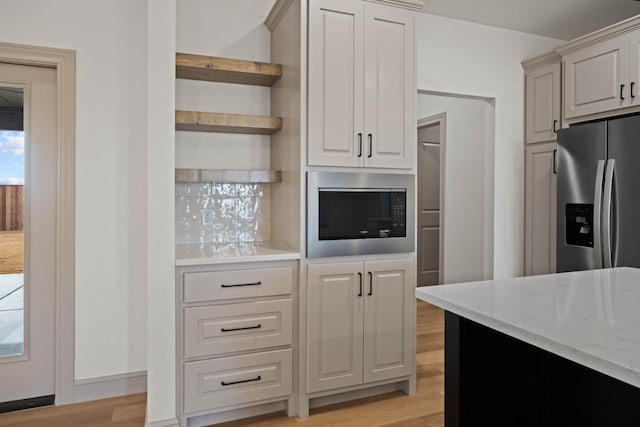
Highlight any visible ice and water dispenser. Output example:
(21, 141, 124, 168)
(565, 204, 594, 247)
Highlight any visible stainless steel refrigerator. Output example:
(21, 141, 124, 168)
(557, 114, 640, 272)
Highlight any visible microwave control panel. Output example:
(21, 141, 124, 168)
(391, 192, 406, 228)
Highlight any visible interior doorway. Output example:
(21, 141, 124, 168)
(0, 62, 57, 410)
(417, 114, 445, 286)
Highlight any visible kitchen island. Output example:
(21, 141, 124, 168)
(416, 267, 640, 426)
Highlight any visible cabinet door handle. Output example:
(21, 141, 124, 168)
(221, 281, 262, 288)
(221, 376, 261, 386)
(632, 82, 636, 99)
(357, 133, 363, 157)
(358, 272, 363, 297)
(367, 134, 373, 158)
(221, 324, 262, 333)
(367, 271, 373, 296)
(553, 119, 558, 134)
(553, 149, 557, 174)
(621, 84, 625, 101)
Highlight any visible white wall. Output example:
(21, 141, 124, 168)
(0, 0, 148, 379)
(418, 94, 494, 284)
(416, 13, 563, 279)
(175, 0, 276, 171)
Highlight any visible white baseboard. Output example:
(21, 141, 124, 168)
(73, 370, 147, 403)
(146, 417, 180, 427)
(309, 382, 402, 409)
(187, 401, 287, 427)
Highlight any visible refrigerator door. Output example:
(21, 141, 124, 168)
(557, 121, 607, 272)
(606, 115, 640, 268)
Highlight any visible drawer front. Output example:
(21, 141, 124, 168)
(184, 348, 292, 413)
(183, 267, 293, 303)
(184, 299, 292, 358)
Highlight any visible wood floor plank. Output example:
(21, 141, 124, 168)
(0, 303, 444, 427)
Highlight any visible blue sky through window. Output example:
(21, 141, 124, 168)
(0, 130, 24, 185)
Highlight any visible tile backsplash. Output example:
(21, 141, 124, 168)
(175, 183, 271, 244)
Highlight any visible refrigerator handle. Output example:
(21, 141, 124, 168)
(593, 160, 605, 269)
(603, 159, 616, 268)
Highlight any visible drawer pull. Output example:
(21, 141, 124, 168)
(221, 324, 262, 333)
(220, 281, 262, 288)
(221, 375, 262, 386)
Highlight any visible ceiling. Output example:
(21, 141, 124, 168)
(419, 0, 640, 40)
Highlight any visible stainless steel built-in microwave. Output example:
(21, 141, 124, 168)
(307, 172, 415, 258)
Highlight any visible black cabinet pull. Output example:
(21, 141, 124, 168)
(221, 376, 261, 386)
(221, 324, 262, 333)
(367, 133, 373, 158)
(368, 271, 373, 296)
(621, 84, 625, 101)
(358, 272, 363, 297)
(553, 119, 558, 134)
(553, 149, 557, 174)
(632, 82, 636, 99)
(357, 133, 363, 157)
(221, 281, 262, 288)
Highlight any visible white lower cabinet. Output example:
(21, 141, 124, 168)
(178, 262, 296, 422)
(307, 258, 414, 393)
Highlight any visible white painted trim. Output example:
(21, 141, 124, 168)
(265, 0, 295, 32)
(417, 112, 446, 285)
(72, 371, 146, 403)
(0, 42, 76, 405)
(146, 418, 180, 427)
(555, 14, 640, 55)
(521, 51, 561, 71)
(363, 0, 425, 11)
(186, 401, 287, 427)
(309, 382, 403, 408)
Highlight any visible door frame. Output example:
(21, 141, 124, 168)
(0, 42, 76, 405)
(417, 112, 446, 284)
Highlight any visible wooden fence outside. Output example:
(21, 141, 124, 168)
(0, 185, 24, 231)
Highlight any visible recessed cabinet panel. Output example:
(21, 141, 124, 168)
(525, 143, 557, 276)
(564, 36, 628, 119)
(184, 299, 292, 358)
(363, 259, 413, 383)
(308, 0, 364, 167)
(526, 63, 560, 143)
(628, 31, 640, 106)
(364, 4, 414, 168)
(307, 263, 364, 393)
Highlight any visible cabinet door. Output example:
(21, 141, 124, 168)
(364, 3, 415, 169)
(525, 143, 557, 276)
(307, 262, 364, 393)
(308, 0, 365, 167)
(526, 63, 560, 143)
(628, 30, 640, 107)
(564, 36, 629, 120)
(363, 259, 414, 383)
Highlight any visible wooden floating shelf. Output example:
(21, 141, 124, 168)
(176, 53, 282, 86)
(175, 111, 282, 135)
(175, 169, 282, 184)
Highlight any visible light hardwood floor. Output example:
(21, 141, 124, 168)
(0, 301, 443, 427)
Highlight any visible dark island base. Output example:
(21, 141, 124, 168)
(445, 312, 640, 427)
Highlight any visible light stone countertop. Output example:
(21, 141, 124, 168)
(175, 242, 300, 266)
(416, 267, 640, 389)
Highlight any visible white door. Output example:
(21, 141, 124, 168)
(0, 63, 56, 404)
(307, 0, 365, 167)
(525, 63, 560, 143)
(417, 124, 440, 286)
(307, 262, 364, 393)
(363, 259, 413, 383)
(363, 2, 414, 169)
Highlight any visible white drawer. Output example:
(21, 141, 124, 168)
(184, 348, 292, 414)
(184, 299, 292, 358)
(183, 267, 293, 303)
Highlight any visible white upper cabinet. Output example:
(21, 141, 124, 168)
(563, 36, 629, 120)
(308, 0, 415, 169)
(526, 63, 560, 143)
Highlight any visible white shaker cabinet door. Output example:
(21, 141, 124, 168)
(564, 36, 628, 120)
(308, 0, 365, 167)
(364, 3, 415, 169)
(627, 30, 640, 107)
(307, 262, 364, 393)
(363, 259, 414, 383)
(526, 63, 560, 144)
(525, 142, 557, 276)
